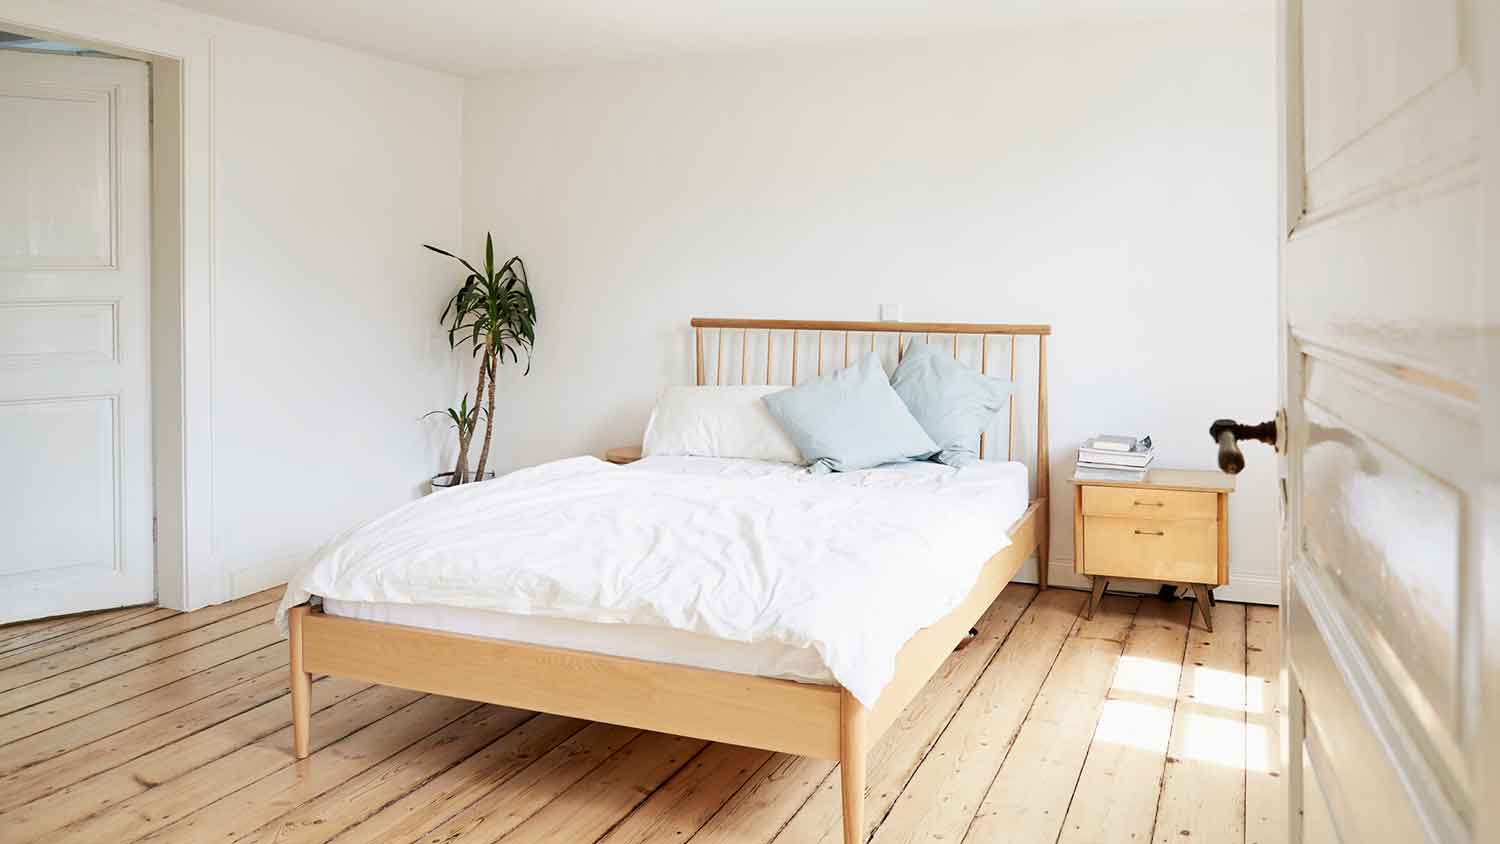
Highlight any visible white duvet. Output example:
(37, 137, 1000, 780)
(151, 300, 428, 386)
(277, 455, 1027, 706)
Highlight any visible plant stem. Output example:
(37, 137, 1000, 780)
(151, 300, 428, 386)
(453, 429, 472, 485)
(458, 356, 490, 484)
(475, 348, 498, 478)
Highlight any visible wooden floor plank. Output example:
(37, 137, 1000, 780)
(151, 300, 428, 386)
(596, 743, 774, 844)
(0, 665, 304, 812)
(768, 585, 1044, 844)
(685, 752, 832, 844)
(1056, 598, 1193, 844)
(142, 696, 486, 844)
(0, 608, 180, 673)
(232, 704, 534, 844)
(412, 721, 642, 843)
(0, 600, 278, 711)
(0, 623, 283, 737)
(0, 612, 83, 640)
(1151, 602, 1248, 844)
(497, 732, 707, 843)
(960, 594, 1140, 844)
(327, 713, 590, 844)
(870, 588, 1087, 844)
(1244, 605, 1283, 844)
(0, 675, 371, 842)
(0, 605, 160, 656)
(0, 642, 287, 772)
(43, 685, 430, 844)
(0, 587, 281, 685)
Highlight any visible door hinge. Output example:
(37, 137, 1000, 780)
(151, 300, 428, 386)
(152, 516, 158, 544)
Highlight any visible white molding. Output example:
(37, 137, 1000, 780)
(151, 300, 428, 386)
(228, 557, 296, 600)
(1013, 556, 1282, 606)
(0, 1, 220, 610)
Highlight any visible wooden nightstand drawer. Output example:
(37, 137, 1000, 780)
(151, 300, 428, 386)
(1081, 517, 1218, 583)
(1081, 486, 1217, 521)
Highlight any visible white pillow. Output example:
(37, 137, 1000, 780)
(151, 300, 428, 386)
(642, 386, 804, 464)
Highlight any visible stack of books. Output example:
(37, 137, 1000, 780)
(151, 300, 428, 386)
(1074, 434, 1154, 482)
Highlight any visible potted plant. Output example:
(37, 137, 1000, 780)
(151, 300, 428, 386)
(424, 233, 537, 486)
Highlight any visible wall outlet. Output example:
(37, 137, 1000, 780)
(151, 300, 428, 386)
(880, 303, 903, 321)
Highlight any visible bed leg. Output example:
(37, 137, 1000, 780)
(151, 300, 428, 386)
(840, 690, 867, 844)
(288, 604, 312, 759)
(1037, 496, 1050, 591)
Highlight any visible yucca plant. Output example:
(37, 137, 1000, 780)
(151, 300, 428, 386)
(424, 233, 537, 484)
(424, 394, 486, 485)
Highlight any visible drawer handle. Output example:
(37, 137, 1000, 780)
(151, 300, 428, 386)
(1134, 529, 1165, 536)
(1133, 500, 1165, 507)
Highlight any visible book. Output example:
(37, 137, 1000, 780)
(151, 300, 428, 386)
(1086, 434, 1152, 453)
(1072, 463, 1148, 482)
(1077, 458, 1154, 473)
(1077, 448, 1155, 468)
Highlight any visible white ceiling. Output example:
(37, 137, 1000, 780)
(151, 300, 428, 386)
(160, 0, 1257, 77)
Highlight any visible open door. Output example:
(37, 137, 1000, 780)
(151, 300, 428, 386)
(1274, 1, 1495, 841)
(0, 49, 155, 622)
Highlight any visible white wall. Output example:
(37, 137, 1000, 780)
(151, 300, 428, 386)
(0, 0, 465, 604)
(464, 13, 1282, 602)
(208, 21, 464, 596)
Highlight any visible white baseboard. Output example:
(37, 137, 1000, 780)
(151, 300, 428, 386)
(228, 558, 298, 602)
(1010, 557, 1281, 606)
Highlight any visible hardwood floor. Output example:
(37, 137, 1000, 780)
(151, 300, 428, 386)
(0, 585, 1283, 844)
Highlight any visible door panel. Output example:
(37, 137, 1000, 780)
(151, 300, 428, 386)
(0, 396, 119, 576)
(1302, 370, 1471, 755)
(1289, 567, 1452, 842)
(0, 301, 117, 365)
(1281, 0, 1486, 841)
(0, 50, 153, 622)
(1300, 0, 1462, 174)
(0, 81, 116, 268)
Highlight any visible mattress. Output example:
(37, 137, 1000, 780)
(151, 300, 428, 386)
(322, 597, 838, 684)
(317, 455, 1030, 688)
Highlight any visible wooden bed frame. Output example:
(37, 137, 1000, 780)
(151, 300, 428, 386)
(286, 318, 1051, 844)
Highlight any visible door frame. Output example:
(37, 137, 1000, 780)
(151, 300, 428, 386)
(0, 7, 217, 611)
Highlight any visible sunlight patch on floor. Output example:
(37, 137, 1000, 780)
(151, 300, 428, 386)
(1109, 654, 1182, 698)
(1091, 698, 1174, 752)
(1178, 712, 1255, 770)
(1188, 665, 1244, 710)
(1090, 653, 1267, 773)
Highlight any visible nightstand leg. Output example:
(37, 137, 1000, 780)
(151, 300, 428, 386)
(1191, 583, 1214, 632)
(1088, 577, 1107, 619)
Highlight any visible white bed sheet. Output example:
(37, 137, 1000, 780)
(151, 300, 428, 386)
(321, 597, 838, 684)
(280, 455, 1030, 705)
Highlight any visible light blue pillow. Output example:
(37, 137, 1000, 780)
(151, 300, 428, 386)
(890, 341, 1013, 467)
(762, 353, 938, 474)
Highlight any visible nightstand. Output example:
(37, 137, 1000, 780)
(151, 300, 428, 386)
(605, 446, 642, 465)
(1071, 469, 1235, 630)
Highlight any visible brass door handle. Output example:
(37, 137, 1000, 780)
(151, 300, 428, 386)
(1209, 417, 1279, 474)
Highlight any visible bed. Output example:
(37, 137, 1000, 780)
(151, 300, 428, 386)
(281, 317, 1050, 844)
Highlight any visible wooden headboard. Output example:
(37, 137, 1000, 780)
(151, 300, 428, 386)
(689, 317, 1051, 502)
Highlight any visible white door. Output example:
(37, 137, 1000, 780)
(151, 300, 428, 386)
(0, 50, 154, 622)
(1277, 1, 1493, 842)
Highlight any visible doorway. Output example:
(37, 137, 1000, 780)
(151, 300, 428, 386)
(0, 25, 191, 621)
